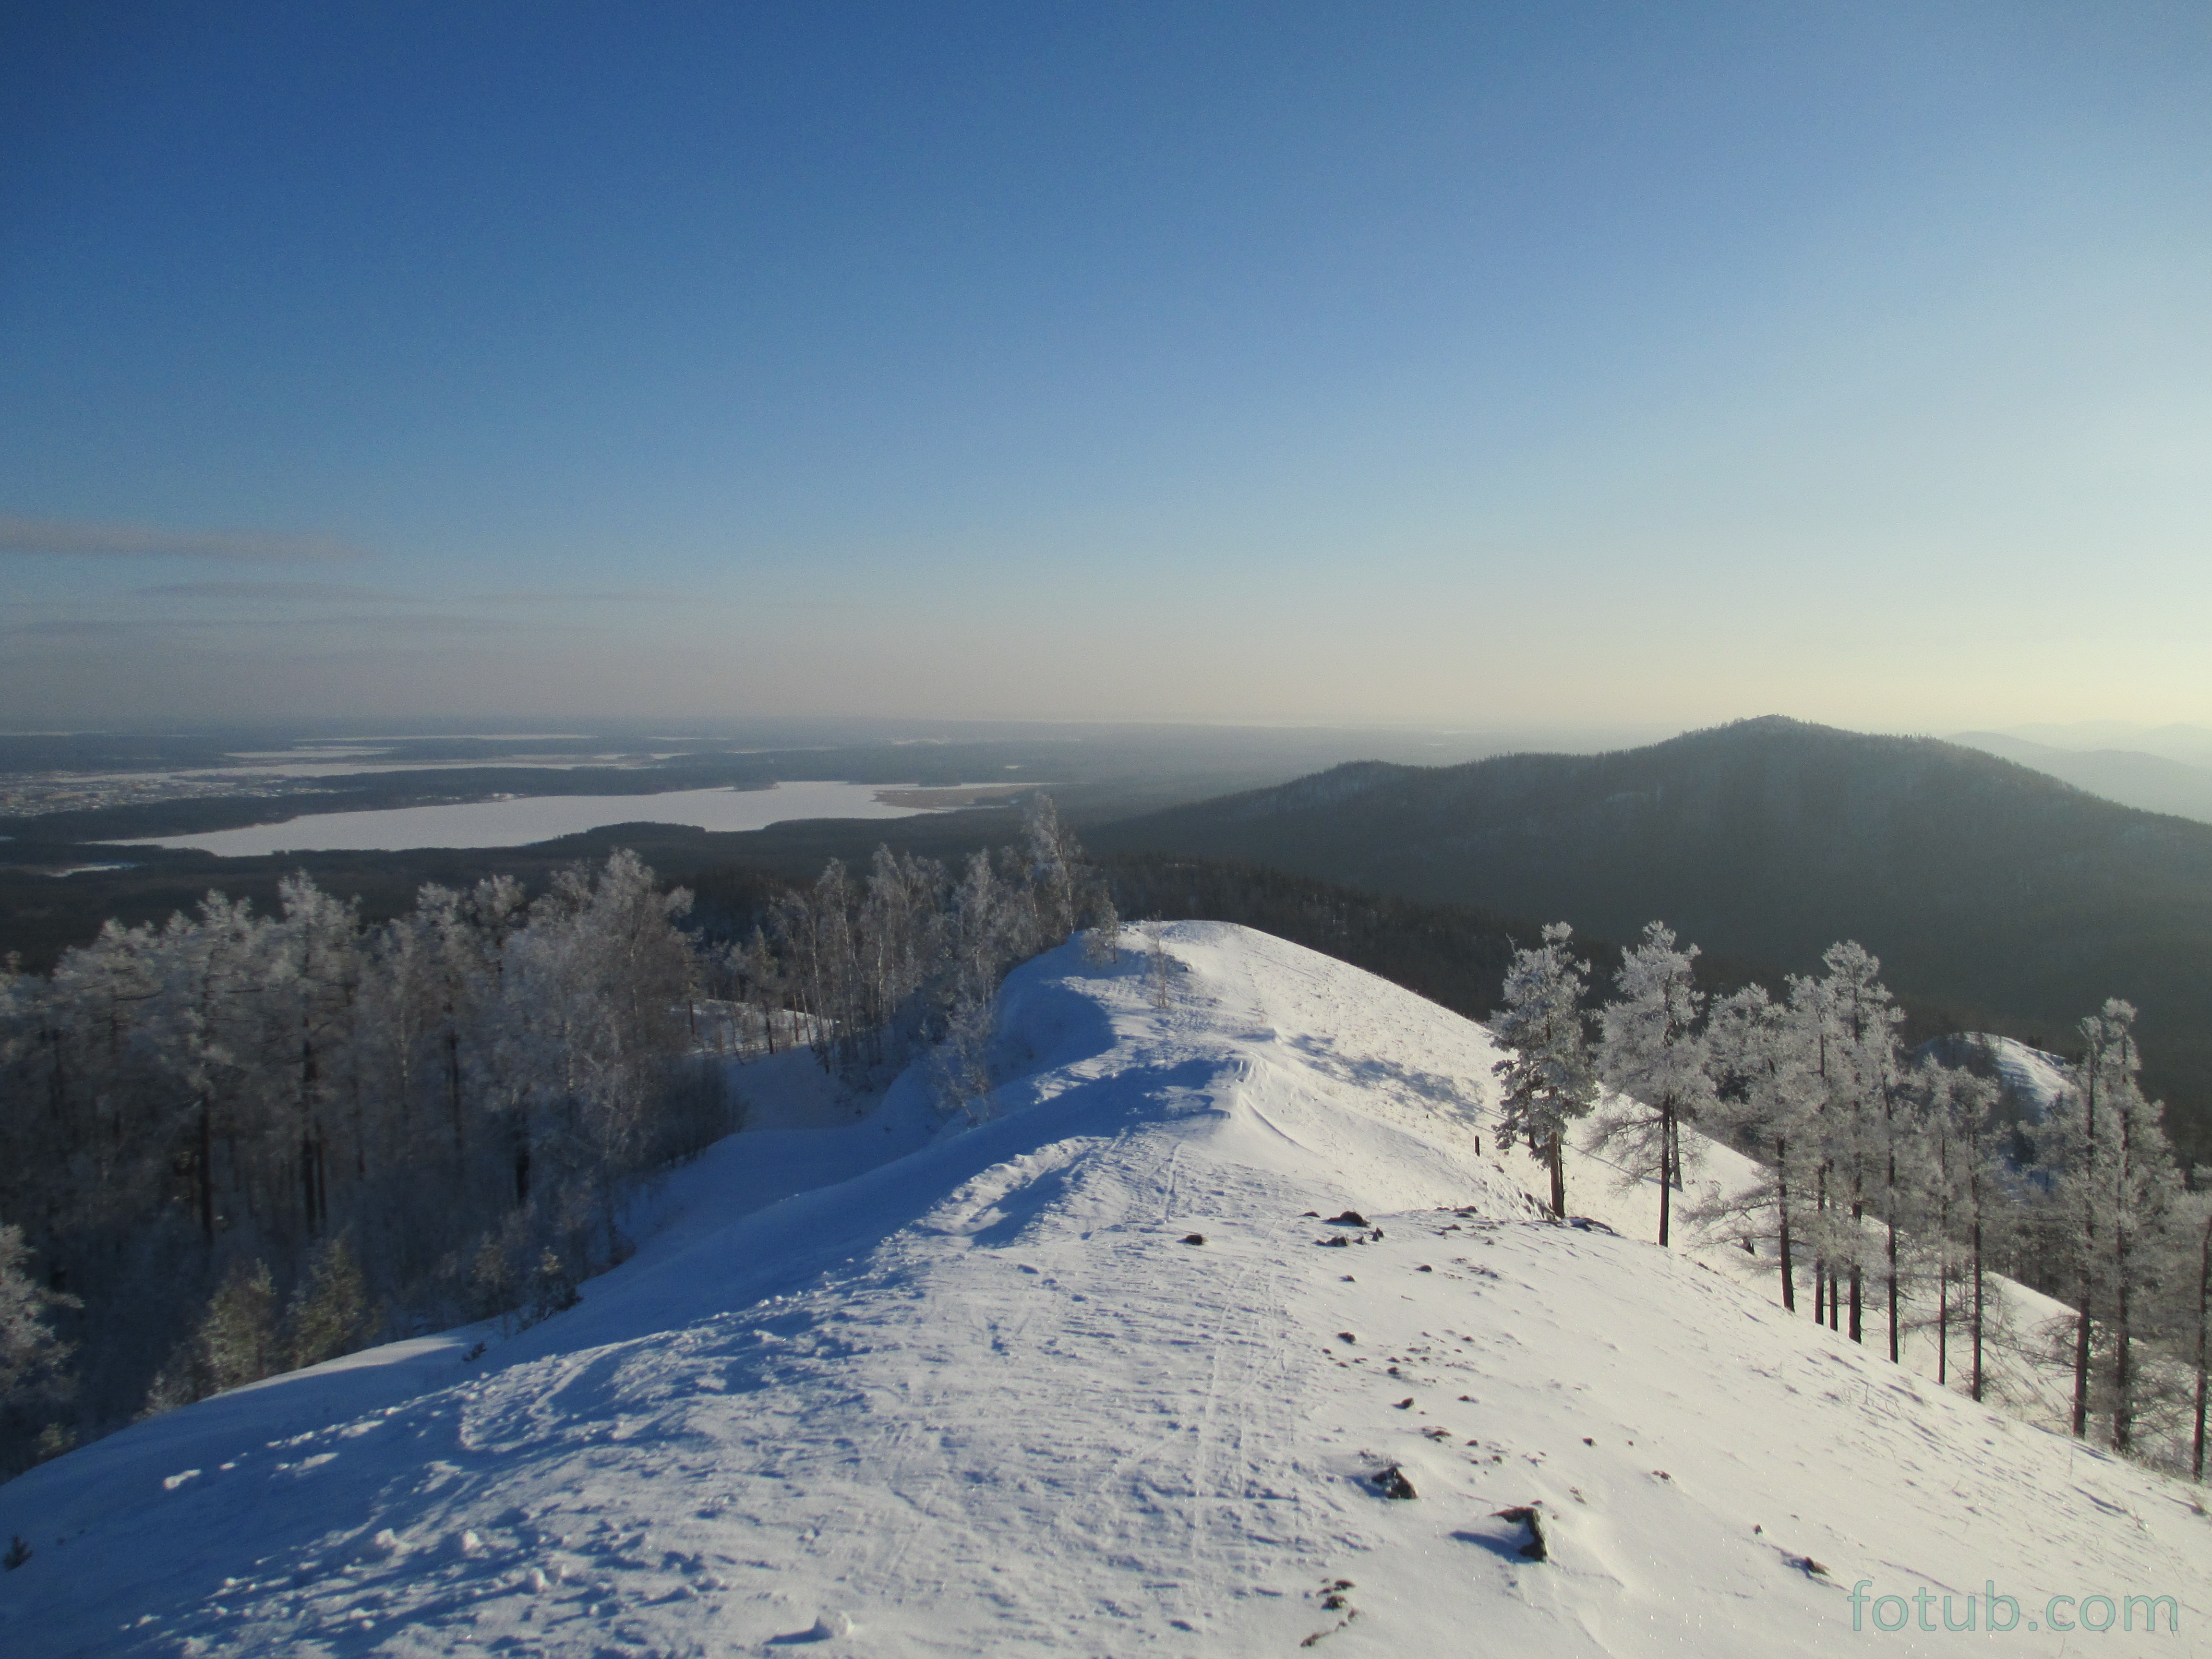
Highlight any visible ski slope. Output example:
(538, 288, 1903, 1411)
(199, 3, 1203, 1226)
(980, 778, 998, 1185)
(1, 923, 2205, 1656)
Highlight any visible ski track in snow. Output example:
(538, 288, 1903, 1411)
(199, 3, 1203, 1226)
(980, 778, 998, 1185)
(2, 923, 2207, 1657)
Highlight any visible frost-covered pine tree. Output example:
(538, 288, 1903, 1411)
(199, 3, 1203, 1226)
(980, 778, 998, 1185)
(1082, 876, 1121, 967)
(1594, 923, 1712, 1248)
(2184, 1176, 2211, 1481)
(286, 1236, 369, 1370)
(1704, 982, 1817, 1308)
(1902, 1058, 2005, 1395)
(1491, 924, 1597, 1218)
(190, 1257, 280, 1398)
(2045, 1001, 2185, 1450)
(1800, 942, 1902, 1346)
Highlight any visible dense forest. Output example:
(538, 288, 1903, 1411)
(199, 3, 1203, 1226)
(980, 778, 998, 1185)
(0, 801, 1109, 1478)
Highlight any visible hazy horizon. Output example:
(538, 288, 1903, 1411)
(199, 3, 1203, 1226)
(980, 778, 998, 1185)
(5, 3, 2207, 730)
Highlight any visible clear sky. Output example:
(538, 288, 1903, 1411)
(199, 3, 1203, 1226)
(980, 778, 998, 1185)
(3, 1, 2207, 731)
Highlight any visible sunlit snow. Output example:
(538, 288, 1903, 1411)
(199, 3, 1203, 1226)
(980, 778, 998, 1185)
(1, 925, 2203, 1656)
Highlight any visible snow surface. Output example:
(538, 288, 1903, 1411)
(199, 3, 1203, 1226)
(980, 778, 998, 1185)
(2, 923, 2206, 1657)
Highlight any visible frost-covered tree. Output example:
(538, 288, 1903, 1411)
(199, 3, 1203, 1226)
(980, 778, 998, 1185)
(0, 1223, 74, 1430)
(2185, 1178, 2211, 1481)
(2044, 1001, 2186, 1450)
(1491, 924, 1597, 1218)
(286, 1236, 369, 1370)
(1902, 1058, 2006, 1395)
(267, 874, 366, 1243)
(504, 852, 705, 1258)
(162, 1257, 280, 1403)
(1594, 923, 1712, 1247)
(1021, 794, 1081, 945)
(1705, 982, 1816, 1308)
(858, 847, 949, 1065)
(1082, 886, 1121, 966)
(1798, 943, 1903, 1346)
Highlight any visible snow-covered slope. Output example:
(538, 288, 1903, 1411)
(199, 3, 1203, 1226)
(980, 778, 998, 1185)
(2, 924, 2205, 1657)
(1914, 1031, 2071, 1124)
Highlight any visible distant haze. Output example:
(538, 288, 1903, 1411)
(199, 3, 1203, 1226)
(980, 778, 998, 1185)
(3, 5, 2207, 729)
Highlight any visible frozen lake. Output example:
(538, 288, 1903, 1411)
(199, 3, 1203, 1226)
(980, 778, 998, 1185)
(119, 781, 947, 856)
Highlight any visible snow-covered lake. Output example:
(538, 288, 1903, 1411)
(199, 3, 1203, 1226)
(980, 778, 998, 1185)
(118, 780, 946, 856)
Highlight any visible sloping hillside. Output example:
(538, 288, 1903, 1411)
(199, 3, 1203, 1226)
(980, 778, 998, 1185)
(1093, 718, 2212, 1152)
(1951, 732, 2212, 826)
(1, 926, 2203, 1657)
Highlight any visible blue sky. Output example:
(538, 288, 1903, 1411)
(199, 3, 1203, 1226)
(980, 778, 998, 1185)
(3, 1, 2207, 729)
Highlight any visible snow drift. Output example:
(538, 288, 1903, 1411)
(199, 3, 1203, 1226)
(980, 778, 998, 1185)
(1, 923, 2205, 1657)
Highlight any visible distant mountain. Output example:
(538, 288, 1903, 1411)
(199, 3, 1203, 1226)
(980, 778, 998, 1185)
(1997, 721, 2212, 766)
(1093, 717, 2212, 1153)
(1949, 731, 2212, 825)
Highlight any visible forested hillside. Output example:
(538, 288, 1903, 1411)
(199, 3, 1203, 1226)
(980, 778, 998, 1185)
(1094, 717, 2212, 1158)
(0, 804, 1110, 1477)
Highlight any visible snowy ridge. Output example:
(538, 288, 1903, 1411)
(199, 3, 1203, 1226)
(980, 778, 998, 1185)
(1, 924, 2206, 1656)
(1914, 1032, 2071, 1123)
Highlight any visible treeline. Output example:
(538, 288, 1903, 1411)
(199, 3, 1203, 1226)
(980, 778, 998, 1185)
(0, 800, 1107, 1479)
(1493, 922, 2212, 1480)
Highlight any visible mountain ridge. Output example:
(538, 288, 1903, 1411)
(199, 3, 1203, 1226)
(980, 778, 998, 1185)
(1091, 718, 2212, 1152)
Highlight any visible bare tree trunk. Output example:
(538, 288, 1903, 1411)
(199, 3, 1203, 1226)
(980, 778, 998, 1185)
(446, 1027, 465, 1163)
(2112, 1108, 2136, 1455)
(2072, 1288, 2094, 1439)
(1934, 1159, 1950, 1386)
(1972, 1207, 1985, 1404)
(1814, 1164, 1829, 1326)
(1886, 1222, 1899, 1362)
(1849, 1179, 1864, 1344)
(2114, 1277, 2133, 1454)
(1548, 1132, 1565, 1218)
(1776, 1139, 1795, 1313)
(198, 1093, 216, 1243)
(2193, 1211, 2209, 1482)
(300, 1022, 322, 1237)
(2073, 1066, 2098, 1439)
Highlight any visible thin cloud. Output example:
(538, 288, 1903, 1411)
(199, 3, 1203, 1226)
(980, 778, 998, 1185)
(2, 612, 535, 641)
(0, 513, 371, 563)
(472, 589, 684, 604)
(138, 580, 409, 601)
(2, 618, 143, 637)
